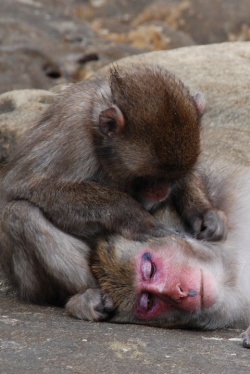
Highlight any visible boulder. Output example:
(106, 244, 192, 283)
(101, 41, 250, 164)
(0, 42, 250, 165)
(0, 89, 56, 164)
(2, 0, 250, 94)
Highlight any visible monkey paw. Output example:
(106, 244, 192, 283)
(65, 288, 115, 321)
(192, 209, 228, 241)
(242, 327, 250, 349)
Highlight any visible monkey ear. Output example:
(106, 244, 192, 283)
(193, 92, 206, 116)
(99, 105, 125, 138)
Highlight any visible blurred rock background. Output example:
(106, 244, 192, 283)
(1, 0, 250, 94)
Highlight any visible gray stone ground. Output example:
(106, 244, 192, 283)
(1, 44, 250, 372)
(0, 273, 249, 374)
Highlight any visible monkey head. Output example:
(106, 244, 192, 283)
(91, 234, 244, 330)
(92, 64, 205, 204)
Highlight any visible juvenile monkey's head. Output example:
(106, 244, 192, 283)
(93, 64, 205, 202)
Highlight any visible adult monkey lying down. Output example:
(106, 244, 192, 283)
(91, 161, 250, 349)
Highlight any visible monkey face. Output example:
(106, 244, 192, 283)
(134, 247, 217, 320)
(92, 235, 239, 329)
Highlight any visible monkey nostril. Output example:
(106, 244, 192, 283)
(177, 285, 185, 294)
(173, 285, 187, 300)
(188, 290, 198, 297)
(176, 285, 195, 299)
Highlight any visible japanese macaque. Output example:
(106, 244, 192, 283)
(90, 161, 250, 349)
(0, 64, 229, 338)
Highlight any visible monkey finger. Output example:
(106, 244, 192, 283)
(242, 326, 250, 348)
(94, 292, 115, 320)
(65, 288, 115, 321)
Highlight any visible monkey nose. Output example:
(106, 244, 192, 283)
(170, 286, 198, 301)
(170, 284, 189, 301)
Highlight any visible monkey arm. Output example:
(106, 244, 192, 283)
(7, 180, 171, 241)
(0, 199, 115, 320)
(170, 172, 228, 241)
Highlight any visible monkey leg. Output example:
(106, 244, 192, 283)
(242, 326, 250, 349)
(0, 200, 114, 320)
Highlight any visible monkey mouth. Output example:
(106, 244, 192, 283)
(133, 177, 171, 202)
(198, 269, 217, 310)
(200, 269, 204, 311)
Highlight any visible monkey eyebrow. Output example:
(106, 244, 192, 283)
(142, 252, 152, 261)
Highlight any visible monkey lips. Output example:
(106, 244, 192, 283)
(142, 180, 171, 202)
(135, 178, 172, 202)
(134, 247, 217, 319)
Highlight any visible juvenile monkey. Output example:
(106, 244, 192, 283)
(0, 64, 225, 314)
(91, 161, 250, 349)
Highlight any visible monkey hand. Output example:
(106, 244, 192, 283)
(65, 288, 115, 321)
(242, 326, 250, 349)
(189, 209, 228, 241)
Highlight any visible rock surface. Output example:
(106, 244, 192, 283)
(101, 42, 250, 165)
(1, 0, 250, 93)
(1, 42, 250, 164)
(1, 290, 249, 374)
(1, 42, 250, 372)
(0, 89, 56, 164)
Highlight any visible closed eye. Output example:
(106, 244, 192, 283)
(149, 262, 155, 278)
(141, 252, 156, 281)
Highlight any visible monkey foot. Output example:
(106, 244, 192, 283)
(242, 327, 250, 348)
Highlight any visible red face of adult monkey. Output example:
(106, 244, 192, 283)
(91, 162, 250, 348)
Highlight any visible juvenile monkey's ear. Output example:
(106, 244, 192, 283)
(99, 105, 125, 138)
(193, 92, 206, 116)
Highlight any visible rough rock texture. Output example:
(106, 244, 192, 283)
(1, 42, 250, 372)
(74, 0, 250, 45)
(0, 0, 145, 94)
(0, 297, 249, 374)
(0, 89, 56, 164)
(101, 42, 250, 165)
(1, 42, 250, 164)
(1, 0, 250, 94)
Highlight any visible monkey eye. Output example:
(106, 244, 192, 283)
(147, 294, 154, 310)
(139, 292, 155, 312)
(141, 253, 155, 281)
